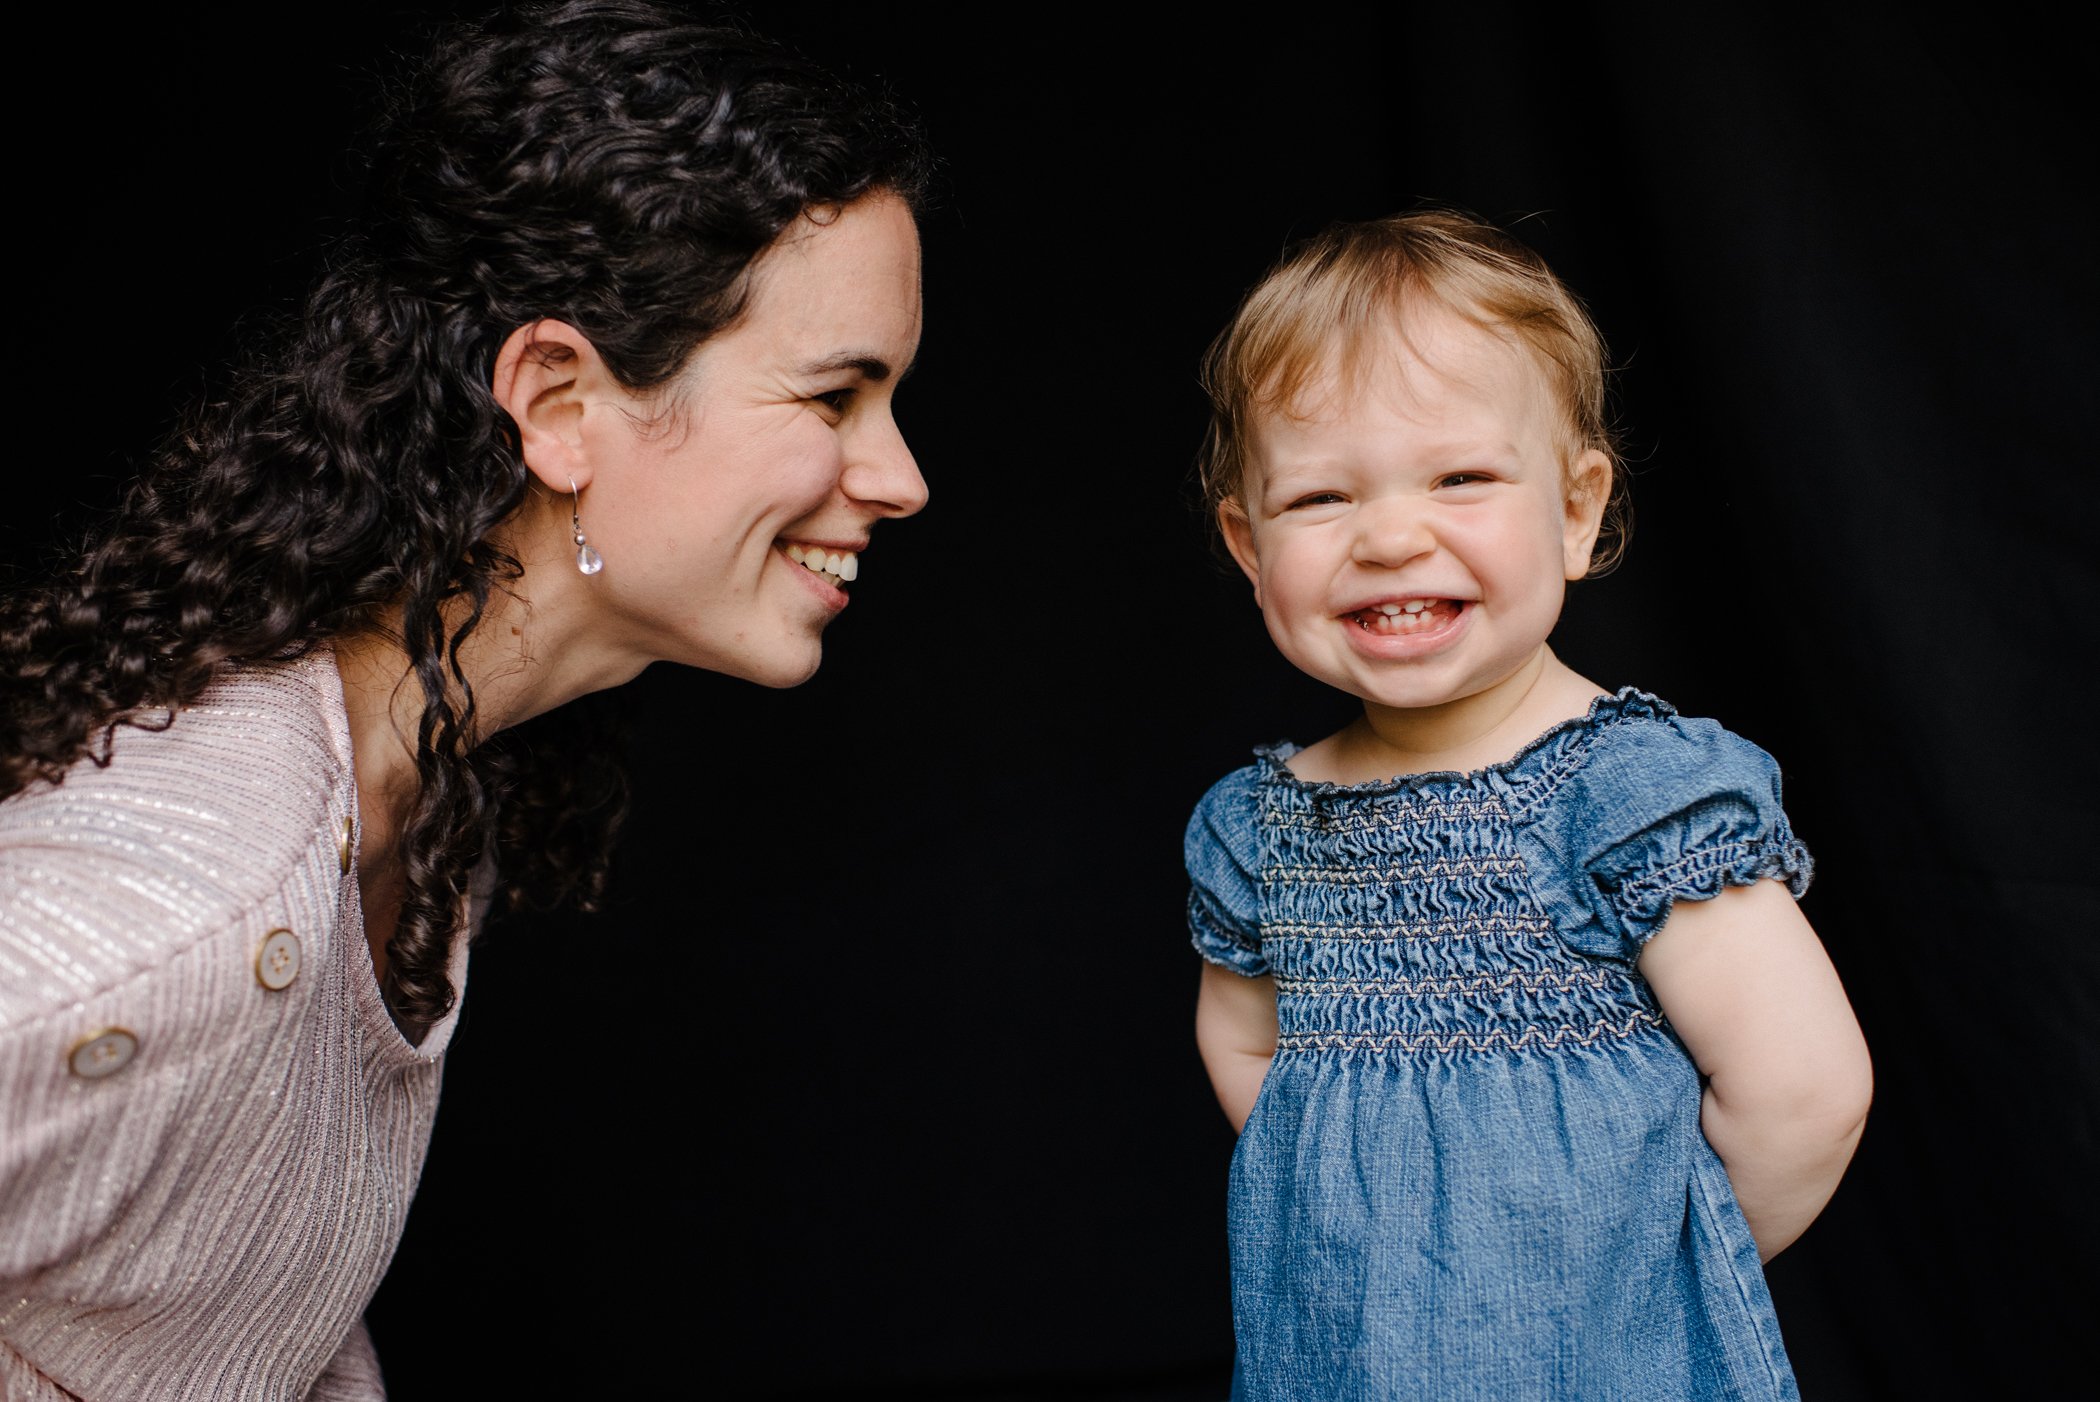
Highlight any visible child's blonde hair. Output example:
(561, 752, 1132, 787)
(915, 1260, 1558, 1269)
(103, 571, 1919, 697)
(1198, 209, 1628, 574)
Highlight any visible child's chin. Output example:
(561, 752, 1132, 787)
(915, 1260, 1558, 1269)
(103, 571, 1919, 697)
(1355, 683, 1468, 714)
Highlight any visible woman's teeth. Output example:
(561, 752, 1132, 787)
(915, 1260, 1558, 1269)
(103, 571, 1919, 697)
(786, 544, 858, 583)
(1353, 599, 1457, 633)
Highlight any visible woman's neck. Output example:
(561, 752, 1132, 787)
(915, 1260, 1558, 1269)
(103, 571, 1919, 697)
(334, 496, 649, 816)
(331, 511, 644, 982)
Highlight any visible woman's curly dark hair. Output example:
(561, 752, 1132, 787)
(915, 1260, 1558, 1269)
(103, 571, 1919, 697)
(0, 1, 931, 1035)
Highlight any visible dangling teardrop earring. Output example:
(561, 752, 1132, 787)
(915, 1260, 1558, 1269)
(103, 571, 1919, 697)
(569, 476, 603, 575)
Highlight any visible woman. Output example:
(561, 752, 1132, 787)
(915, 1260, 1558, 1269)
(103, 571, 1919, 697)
(0, 4, 929, 1397)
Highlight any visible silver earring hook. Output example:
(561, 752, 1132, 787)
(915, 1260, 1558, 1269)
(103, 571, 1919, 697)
(568, 476, 603, 575)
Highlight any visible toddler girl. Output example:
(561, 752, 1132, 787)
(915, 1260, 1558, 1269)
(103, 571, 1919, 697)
(1186, 211, 1872, 1401)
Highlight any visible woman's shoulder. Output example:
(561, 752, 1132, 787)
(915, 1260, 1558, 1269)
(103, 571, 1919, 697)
(1, 647, 353, 848)
(1, 649, 356, 1025)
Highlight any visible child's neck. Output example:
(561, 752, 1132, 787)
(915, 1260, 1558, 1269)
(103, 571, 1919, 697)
(1296, 648, 1606, 785)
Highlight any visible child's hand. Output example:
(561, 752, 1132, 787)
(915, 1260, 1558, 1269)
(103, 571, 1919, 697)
(1638, 879, 1873, 1260)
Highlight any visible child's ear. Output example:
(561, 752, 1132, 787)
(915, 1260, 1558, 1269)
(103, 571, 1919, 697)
(1219, 502, 1264, 604)
(491, 318, 618, 496)
(1561, 449, 1613, 580)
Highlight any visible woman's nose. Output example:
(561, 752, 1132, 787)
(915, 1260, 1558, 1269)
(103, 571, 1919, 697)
(844, 414, 928, 519)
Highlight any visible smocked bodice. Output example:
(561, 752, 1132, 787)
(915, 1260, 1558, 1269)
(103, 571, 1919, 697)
(1252, 759, 1662, 1057)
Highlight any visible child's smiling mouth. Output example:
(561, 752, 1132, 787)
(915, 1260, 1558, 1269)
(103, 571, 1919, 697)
(1346, 597, 1465, 634)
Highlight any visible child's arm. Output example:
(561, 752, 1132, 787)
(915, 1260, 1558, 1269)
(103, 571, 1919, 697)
(1638, 878, 1873, 1261)
(1195, 963, 1279, 1133)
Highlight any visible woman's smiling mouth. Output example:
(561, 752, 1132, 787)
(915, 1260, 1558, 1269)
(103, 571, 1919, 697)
(782, 540, 864, 611)
(785, 541, 859, 583)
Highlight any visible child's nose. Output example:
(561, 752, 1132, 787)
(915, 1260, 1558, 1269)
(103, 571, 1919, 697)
(1350, 499, 1436, 568)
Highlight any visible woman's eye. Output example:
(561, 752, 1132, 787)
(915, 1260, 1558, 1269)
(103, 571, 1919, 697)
(811, 387, 855, 414)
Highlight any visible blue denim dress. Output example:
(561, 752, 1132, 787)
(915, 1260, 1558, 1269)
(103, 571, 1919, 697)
(1187, 691, 1812, 1401)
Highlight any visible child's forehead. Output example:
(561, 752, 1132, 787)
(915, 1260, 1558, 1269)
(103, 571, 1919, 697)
(1258, 302, 1558, 437)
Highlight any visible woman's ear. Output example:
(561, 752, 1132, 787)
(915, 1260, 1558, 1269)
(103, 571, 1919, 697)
(491, 319, 613, 494)
(1561, 449, 1613, 580)
(1219, 502, 1264, 605)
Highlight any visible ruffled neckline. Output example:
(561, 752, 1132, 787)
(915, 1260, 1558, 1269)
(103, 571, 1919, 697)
(1254, 687, 1675, 799)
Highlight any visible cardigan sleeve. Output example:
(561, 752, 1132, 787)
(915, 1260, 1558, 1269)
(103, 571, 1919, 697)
(305, 1319, 387, 1401)
(0, 841, 252, 1285)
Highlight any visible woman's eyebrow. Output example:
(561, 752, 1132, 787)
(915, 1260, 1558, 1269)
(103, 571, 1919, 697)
(797, 351, 897, 381)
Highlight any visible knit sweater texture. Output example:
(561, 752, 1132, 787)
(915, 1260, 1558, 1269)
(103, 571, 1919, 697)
(1, 647, 470, 1400)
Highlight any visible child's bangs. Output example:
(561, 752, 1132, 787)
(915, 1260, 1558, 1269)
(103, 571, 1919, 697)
(1230, 251, 1425, 423)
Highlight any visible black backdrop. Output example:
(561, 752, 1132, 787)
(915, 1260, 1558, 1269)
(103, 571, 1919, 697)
(13, 6, 2092, 1398)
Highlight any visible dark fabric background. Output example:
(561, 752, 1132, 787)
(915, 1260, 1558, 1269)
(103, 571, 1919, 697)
(14, 6, 2091, 1398)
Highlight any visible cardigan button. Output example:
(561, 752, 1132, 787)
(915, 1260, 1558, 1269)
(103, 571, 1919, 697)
(68, 1028, 139, 1079)
(255, 929, 303, 990)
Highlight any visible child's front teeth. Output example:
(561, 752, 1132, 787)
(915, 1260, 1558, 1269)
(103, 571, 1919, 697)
(1358, 598, 1449, 632)
(786, 544, 859, 582)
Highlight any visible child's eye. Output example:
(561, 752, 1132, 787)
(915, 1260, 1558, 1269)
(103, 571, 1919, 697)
(1287, 492, 1345, 510)
(1436, 472, 1493, 489)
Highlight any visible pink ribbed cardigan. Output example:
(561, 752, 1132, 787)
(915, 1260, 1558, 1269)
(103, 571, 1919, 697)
(1, 647, 471, 1400)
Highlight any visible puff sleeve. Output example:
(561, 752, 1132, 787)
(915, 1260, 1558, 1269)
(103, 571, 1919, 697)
(1184, 765, 1269, 977)
(1506, 711, 1813, 964)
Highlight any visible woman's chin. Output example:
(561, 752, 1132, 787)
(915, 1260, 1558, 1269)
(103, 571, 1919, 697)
(755, 658, 824, 690)
(693, 640, 824, 690)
